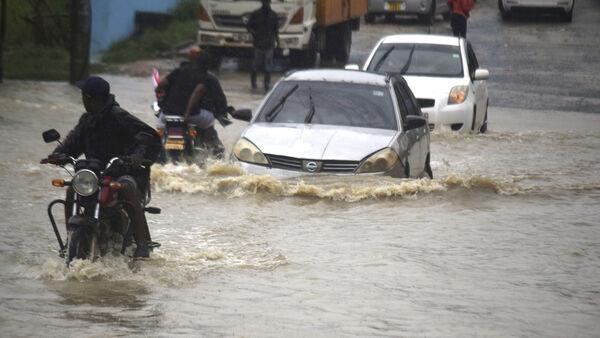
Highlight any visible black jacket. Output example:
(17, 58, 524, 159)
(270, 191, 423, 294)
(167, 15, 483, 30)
(54, 95, 162, 165)
(247, 7, 279, 50)
(160, 62, 228, 117)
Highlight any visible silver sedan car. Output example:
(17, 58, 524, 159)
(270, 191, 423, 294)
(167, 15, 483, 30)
(231, 69, 432, 179)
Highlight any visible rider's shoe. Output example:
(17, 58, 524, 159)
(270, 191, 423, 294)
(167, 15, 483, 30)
(134, 245, 150, 258)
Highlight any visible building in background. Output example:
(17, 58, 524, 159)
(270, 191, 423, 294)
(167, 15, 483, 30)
(90, 0, 179, 60)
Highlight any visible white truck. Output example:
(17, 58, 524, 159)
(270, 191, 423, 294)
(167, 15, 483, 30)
(197, 0, 368, 67)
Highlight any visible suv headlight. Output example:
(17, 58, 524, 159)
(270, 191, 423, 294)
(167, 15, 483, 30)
(448, 85, 469, 105)
(232, 138, 268, 165)
(72, 169, 99, 196)
(356, 148, 399, 173)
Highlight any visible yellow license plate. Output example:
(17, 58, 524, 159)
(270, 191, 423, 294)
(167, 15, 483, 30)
(165, 141, 185, 150)
(386, 2, 403, 11)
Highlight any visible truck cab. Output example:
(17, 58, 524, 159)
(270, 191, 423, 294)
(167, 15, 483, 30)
(197, 0, 367, 67)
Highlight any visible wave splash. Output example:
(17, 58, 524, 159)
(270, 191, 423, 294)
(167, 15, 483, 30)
(150, 163, 524, 201)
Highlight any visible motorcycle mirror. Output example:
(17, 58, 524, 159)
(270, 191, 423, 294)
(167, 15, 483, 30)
(230, 109, 252, 122)
(42, 129, 61, 143)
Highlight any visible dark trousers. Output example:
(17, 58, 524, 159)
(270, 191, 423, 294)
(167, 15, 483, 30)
(251, 47, 274, 90)
(451, 13, 467, 38)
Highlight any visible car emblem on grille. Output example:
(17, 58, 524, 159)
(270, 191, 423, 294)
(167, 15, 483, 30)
(305, 161, 318, 173)
(242, 15, 250, 25)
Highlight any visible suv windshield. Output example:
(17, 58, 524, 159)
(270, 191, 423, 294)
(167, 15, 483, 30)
(257, 81, 397, 130)
(368, 43, 463, 77)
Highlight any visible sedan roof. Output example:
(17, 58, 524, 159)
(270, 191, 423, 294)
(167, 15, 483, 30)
(380, 34, 461, 47)
(284, 69, 388, 86)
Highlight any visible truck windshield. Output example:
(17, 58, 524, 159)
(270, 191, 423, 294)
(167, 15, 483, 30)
(368, 43, 464, 78)
(257, 81, 397, 130)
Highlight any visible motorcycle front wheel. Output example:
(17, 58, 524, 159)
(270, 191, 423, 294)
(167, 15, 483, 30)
(65, 228, 90, 264)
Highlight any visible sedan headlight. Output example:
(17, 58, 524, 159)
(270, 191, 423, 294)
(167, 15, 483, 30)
(232, 138, 268, 165)
(72, 169, 99, 196)
(356, 148, 399, 173)
(448, 85, 469, 105)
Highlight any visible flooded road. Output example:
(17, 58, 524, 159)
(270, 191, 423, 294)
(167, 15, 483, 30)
(2, 1, 600, 336)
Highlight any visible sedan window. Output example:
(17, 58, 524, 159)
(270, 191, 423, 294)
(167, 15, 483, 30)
(368, 43, 464, 78)
(257, 81, 398, 130)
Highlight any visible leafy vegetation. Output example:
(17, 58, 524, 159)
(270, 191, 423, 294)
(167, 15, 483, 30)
(102, 0, 199, 64)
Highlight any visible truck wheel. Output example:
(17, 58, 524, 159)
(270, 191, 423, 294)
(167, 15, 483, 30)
(419, 1, 436, 24)
(498, 0, 510, 20)
(334, 24, 352, 64)
(290, 32, 318, 69)
(365, 13, 375, 23)
(204, 46, 223, 70)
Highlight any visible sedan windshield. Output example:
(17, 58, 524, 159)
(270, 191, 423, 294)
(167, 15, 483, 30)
(367, 43, 463, 77)
(257, 81, 397, 130)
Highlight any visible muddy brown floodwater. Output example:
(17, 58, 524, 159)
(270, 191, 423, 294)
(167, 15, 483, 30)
(1, 0, 600, 336)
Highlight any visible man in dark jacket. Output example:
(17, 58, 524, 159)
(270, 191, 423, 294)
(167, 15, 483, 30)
(155, 47, 227, 157)
(51, 76, 162, 258)
(448, 0, 474, 38)
(247, 0, 279, 91)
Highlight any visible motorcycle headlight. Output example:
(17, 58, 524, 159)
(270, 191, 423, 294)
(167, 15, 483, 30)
(232, 138, 268, 165)
(448, 85, 469, 105)
(72, 169, 99, 196)
(356, 148, 399, 173)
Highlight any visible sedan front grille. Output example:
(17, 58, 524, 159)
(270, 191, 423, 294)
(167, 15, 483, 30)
(213, 15, 287, 29)
(264, 154, 359, 173)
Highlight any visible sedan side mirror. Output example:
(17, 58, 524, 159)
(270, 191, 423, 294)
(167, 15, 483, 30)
(404, 115, 427, 131)
(473, 69, 489, 81)
(345, 64, 360, 70)
(230, 109, 252, 122)
(42, 129, 61, 143)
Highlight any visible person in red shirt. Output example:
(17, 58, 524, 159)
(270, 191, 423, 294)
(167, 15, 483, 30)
(447, 0, 475, 38)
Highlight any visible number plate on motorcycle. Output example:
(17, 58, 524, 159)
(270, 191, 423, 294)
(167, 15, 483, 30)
(165, 139, 185, 150)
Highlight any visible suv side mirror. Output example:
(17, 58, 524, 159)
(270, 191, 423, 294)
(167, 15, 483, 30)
(404, 115, 427, 131)
(230, 109, 252, 122)
(42, 129, 61, 143)
(473, 69, 489, 81)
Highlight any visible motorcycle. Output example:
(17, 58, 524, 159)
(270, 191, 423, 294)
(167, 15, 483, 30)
(153, 102, 226, 164)
(151, 68, 251, 164)
(41, 129, 161, 264)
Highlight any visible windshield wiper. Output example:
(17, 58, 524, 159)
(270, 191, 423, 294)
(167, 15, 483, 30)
(304, 87, 316, 124)
(400, 44, 416, 75)
(265, 84, 299, 122)
(372, 46, 395, 71)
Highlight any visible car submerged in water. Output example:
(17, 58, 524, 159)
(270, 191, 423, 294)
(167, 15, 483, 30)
(231, 69, 432, 179)
(359, 34, 490, 133)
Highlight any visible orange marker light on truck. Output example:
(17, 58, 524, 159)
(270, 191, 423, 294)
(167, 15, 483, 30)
(198, 5, 211, 22)
(290, 8, 304, 24)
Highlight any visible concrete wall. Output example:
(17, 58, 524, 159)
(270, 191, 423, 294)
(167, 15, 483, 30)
(91, 0, 180, 60)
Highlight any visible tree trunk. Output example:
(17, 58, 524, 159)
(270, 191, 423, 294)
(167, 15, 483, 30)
(0, 0, 6, 82)
(69, 0, 90, 84)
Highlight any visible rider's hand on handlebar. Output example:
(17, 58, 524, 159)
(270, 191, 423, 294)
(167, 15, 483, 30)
(41, 153, 70, 165)
(125, 153, 145, 167)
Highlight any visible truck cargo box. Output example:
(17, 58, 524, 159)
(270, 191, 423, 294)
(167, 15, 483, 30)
(316, 0, 367, 27)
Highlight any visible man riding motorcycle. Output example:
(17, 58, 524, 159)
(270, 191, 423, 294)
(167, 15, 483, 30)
(48, 76, 162, 258)
(155, 47, 229, 158)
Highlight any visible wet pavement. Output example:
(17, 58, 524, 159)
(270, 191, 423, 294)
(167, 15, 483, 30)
(1, 0, 599, 336)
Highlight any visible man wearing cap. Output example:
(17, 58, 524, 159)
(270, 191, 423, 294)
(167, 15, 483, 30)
(50, 76, 162, 258)
(247, 0, 280, 92)
(155, 47, 227, 157)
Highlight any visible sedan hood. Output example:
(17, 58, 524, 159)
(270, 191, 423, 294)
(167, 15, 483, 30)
(403, 75, 467, 100)
(242, 123, 397, 161)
